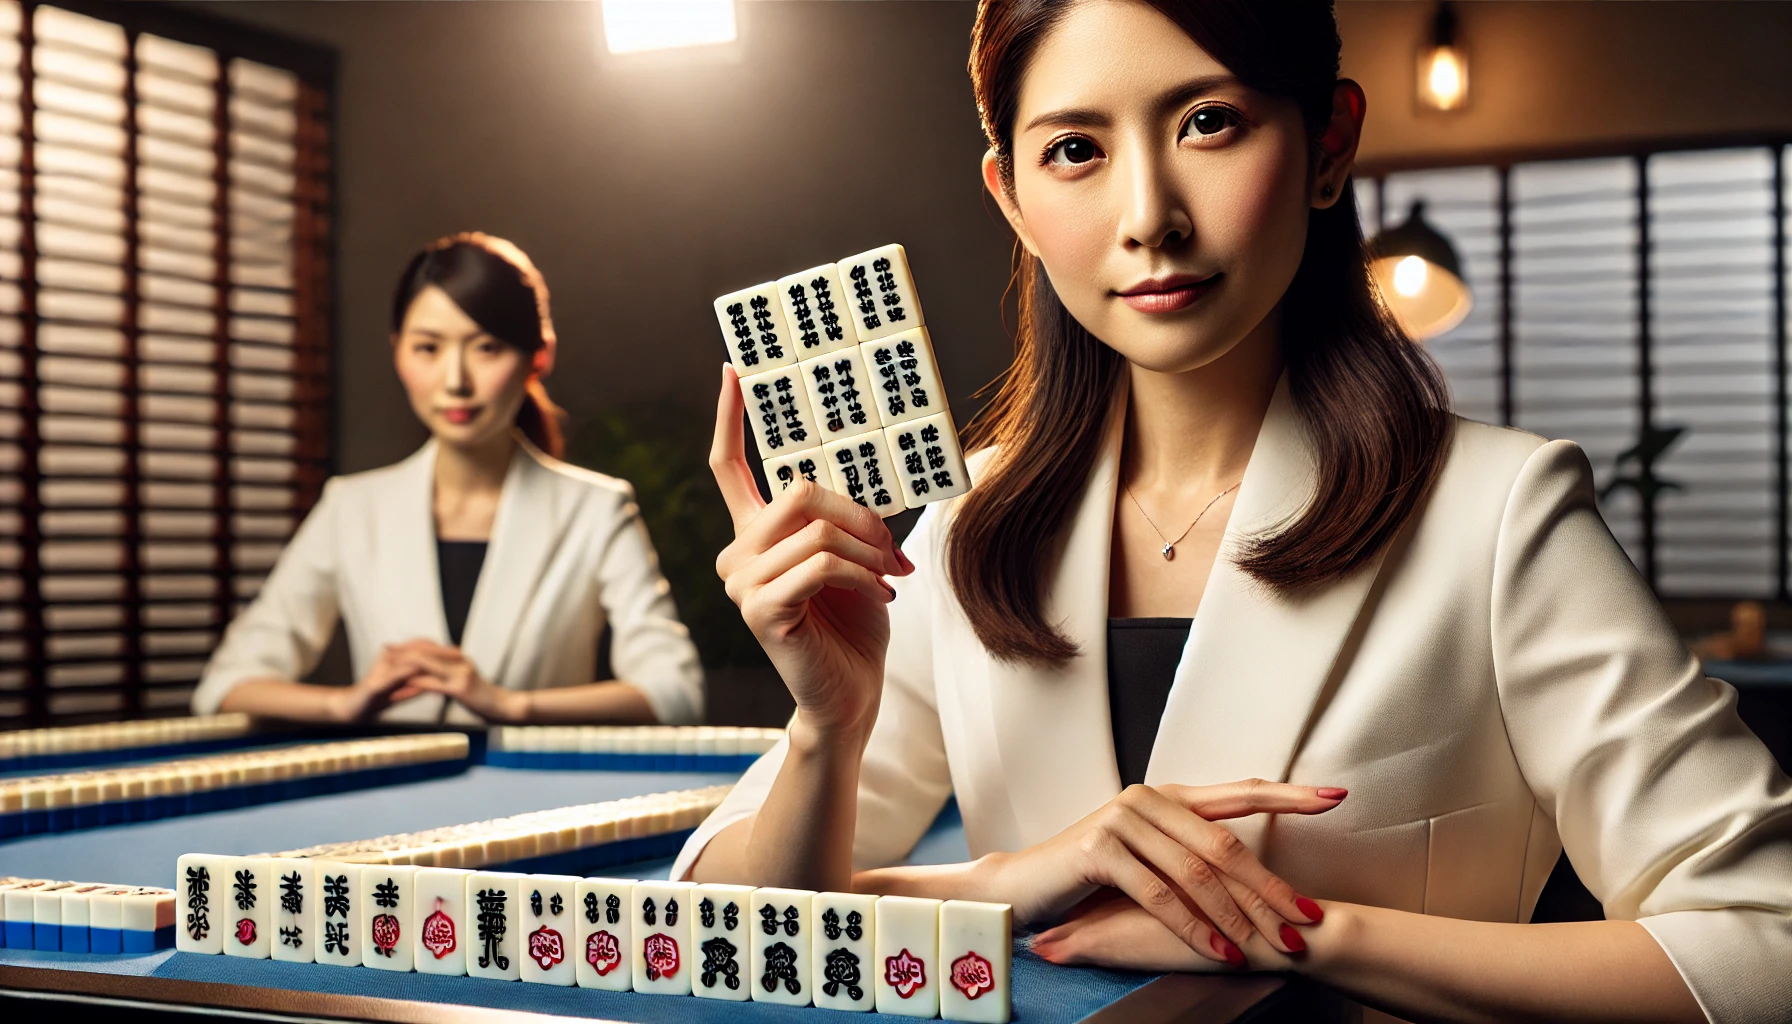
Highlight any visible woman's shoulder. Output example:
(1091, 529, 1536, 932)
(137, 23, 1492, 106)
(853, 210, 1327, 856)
(516, 445, 638, 508)
(1420, 415, 1598, 533)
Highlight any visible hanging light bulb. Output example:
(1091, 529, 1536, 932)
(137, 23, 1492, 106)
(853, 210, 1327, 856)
(1417, 2, 1469, 112)
(1368, 200, 1473, 341)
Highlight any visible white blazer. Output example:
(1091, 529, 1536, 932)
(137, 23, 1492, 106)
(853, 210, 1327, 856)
(674, 379, 1792, 1023)
(193, 439, 704, 725)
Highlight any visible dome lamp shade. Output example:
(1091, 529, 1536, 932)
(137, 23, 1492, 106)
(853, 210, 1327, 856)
(1368, 199, 1473, 341)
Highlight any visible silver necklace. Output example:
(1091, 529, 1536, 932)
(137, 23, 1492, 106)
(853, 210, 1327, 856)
(1124, 480, 1241, 561)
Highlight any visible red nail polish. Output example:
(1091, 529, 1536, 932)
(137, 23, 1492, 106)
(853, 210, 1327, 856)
(1210, 932, 1245, 966)
(1295, 897, 1324, 922)
(1316, 787, 1348, 800)
(1279, 924, 1306, 953)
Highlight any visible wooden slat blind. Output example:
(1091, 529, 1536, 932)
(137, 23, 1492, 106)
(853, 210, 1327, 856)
(0, 1, 331, 724)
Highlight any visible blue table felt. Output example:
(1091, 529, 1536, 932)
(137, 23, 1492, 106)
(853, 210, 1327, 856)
(0, 763, 1164, 1022)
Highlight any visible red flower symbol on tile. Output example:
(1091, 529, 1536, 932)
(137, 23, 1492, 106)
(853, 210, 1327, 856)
(234, 918, 256, 946)
(885, 948, 926, 998)
(370, 913, 401, 957)
(587, 929, 621, 976)
(952, 951, 994, 999)
(528, 926, 564, 971)
(421, 908, 457, 959)
(643, 932, 680, 981)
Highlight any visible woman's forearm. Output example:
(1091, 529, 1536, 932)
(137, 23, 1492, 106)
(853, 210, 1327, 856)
(516, 680, 658, 724)
(688, 712, 872, 890)
(217, 678, 346, 722)
(1303, 903, 1703, 1024)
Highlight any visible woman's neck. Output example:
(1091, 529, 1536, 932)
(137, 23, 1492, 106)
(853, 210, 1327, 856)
(1122, 318, 1282, 498)
(433, 432, 514, 541)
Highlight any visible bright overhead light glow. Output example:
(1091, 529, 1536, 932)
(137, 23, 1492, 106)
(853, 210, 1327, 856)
(602, 1, 737, 55)
(1419, 45, 1468, 110)
(1393, 255, 1429, 298)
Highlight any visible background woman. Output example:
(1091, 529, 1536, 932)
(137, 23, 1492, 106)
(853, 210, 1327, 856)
(192, 232, 703, 726)
(677, 2, 1791, 1021)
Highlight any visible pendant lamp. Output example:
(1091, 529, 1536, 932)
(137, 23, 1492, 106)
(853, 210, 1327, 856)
(1368, 199, 1473, 341)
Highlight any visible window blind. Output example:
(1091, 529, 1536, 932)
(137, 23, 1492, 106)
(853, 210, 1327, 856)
(0, 1, 332, 724)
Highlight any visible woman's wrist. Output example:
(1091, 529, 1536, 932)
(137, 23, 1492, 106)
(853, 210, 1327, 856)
(787, 706, 875, 757)
(1288, 900, 1362, 978)
(499, 688, 532, 725)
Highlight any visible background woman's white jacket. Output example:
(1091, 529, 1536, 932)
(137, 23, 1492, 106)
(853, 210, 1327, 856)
(674, 380, 1792, 1023)
(192, 440, 703, 725)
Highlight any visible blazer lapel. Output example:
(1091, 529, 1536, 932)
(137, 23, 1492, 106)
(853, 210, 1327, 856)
(457, 442, 567, 686)
(1146, 379, 1390, 843)
(374, 441, 451, 647)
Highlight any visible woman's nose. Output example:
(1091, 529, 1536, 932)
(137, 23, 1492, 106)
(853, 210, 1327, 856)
(1117, 149, 1194, 250)
(444, 345, 472, 395)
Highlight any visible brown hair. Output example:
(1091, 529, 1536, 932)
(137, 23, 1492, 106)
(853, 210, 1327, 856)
(954, 0, 1451, 663)
(391, 232, 567, 458)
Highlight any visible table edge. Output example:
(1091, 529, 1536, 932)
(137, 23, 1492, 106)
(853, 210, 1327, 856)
(1081, 972, 1287, 1024)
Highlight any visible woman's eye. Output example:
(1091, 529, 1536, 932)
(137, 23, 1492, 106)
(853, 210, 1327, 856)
(1183, 107, 1240, 140)
(411, 342, 437, 355)
(1046, 136, 1100, 167)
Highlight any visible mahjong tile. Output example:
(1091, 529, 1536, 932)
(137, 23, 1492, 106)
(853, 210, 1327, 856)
(838, 244, 924, 343)
(884, 411, 971, 507)
(270, 860, 314, 964)
(414, 868, 472, 976)
(466, 871, 525, 981)
(631, 880, 692, 996)
(874, 895, 941, 1017)
(574, 877, 632, 991)
(221, 857, 274, 959)
(691, 883, 753, 1002)
(939, 900, 1012, 1023)
(739, 364, 821, 460)
(776, 263, 855, 360)
(520, 874, 578, 986)
(861, 326, 945, 428)
(715, 282, 796, 373)
(799, 346, 880, 446)
(175, 854, 226, 954)
(823, 430, 907, 518)
(361, 864, 418, 971)
(812, 891, 875, 1012)
(749, 887, 814, 1007)
(312, 861, 363, 967)
(762, 447, 836, 499)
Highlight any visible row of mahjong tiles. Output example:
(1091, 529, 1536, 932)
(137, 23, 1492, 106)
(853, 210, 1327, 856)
(485, 725, 784, 770)
(2, 878, 176, 953)
(715, 243, 971, 516)
(174, 856, 1012, 1023)
(0, 714, 253, 769)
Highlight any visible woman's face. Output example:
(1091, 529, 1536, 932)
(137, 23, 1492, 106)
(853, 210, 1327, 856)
(988, 0, 1353, 374)
(393, 284, 532, 450)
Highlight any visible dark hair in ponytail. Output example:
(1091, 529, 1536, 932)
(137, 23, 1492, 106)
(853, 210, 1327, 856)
(391, 232, 567, 459)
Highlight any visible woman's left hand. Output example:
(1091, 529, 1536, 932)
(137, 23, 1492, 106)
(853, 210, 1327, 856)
(1031, 889, 1311, 974)
(388, 639, 529, 723)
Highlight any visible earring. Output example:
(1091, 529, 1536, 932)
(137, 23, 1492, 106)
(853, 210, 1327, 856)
(1320, 185, 1334, 199)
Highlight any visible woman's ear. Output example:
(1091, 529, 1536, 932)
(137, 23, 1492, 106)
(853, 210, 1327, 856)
(1312, 80, 1366, 210)
(982, 148, 1041, 258)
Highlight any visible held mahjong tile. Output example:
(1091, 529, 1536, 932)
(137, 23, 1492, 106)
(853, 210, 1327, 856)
(939, 900, 1013, 1023)
(574, 877, 633, 991)
(690, 883, 753, 1002)
(838, 243, 924, 343)
(122, 888, 175, 953)
(413, 868, 472, 976)
(811, 892, 876, 1012)
(749, 887, 814, 1007)
(762, 447, 836, 500)
(312, 861, 362, 967)
(360, 864, 418, 971)
(715, 281, 796, 373)
(885, 411, 972, 507)
(861, 326, 945, 428)
(631, 880, 693, 995)
(873, 895, 942, 1017)
(777, 263, 855, 360)
(520, 874, 578, 986)
(270, 860, 314, 964)
(738, 364, 822, 460)
(823, 430, 907, 518)
(175, 854, 225, 954)
(221, 857, 274, 958)
(799, 346, 880, 445)
(466, 871, 525, 980)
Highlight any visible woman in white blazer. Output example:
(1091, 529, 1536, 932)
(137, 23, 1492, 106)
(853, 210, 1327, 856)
(676, 2, 1791, 1021)
(192, 233, 702, 726)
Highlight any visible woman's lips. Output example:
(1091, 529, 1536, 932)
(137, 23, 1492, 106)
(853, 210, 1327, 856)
(441, 406, 480, 425)
(1116, 274, 1220, 314)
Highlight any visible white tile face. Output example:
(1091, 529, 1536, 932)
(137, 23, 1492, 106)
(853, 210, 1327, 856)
(631, 880, 693, 996)
(885, 411, 972, 507)
(777, 263, 855, 360)
(715, 282, 797, 373)
(839, 244, 924, 343)
(749, 887, 814, 1007)
(823, 431, 907, 518)
(519, 874, 578, 986)
(691, 883, 753, 1001)
(800, 347, 880, 445)
(874, 895, 941, 1017)
(762, 447, 835, 499)
(739, 364, 822, 459)
(863, 327, 946, 427)
(221, 857, 273, 959)
(313, 862, 362, 967)
(360, 865, 418, 972)
(175, 854, 224, 954)
(812, 891, 876, 1012)
(940, 900, 1013, 1023)
(270, 860, 314, 964)
(413, 868, 471, 976)
(574, 877, 632, 991)
(466, 872, 524, 981)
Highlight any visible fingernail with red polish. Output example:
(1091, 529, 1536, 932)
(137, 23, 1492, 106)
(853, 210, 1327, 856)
(1279, 924, 1306, 953)
(1295, 897, 1324, 923)
(1316, 788, 1348, 800)
(1210, 933, 1245, 967)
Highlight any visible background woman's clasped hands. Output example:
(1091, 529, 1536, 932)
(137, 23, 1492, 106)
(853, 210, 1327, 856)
(329, 639, 525, 724)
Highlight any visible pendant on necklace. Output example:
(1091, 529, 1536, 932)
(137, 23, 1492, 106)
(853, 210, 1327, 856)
(1161, 543, 1175, 561)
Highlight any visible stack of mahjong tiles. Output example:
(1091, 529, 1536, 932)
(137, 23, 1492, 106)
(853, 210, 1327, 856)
(0, 714, 253, 772)
(173, 856, 1012, 1023)
(486, 724, 784, 771)
(0, 734, 468, 838)
(716, 243, 972, 516)
(265, 785, 732, 873)
(2, 877, 175, 954)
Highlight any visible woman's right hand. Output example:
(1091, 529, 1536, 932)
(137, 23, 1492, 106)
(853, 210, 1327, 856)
(709, 364, 912, 740)
(329, 644, 430, 723)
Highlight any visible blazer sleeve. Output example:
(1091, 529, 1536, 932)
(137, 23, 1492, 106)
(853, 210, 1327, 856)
(593, 485, 705, 725)
(1491, 439, 1792, 1024)
(670, 502, 956, 881)
(190, 479, 345, 715)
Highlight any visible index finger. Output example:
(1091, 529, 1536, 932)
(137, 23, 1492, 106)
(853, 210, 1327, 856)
(1161, 781, 1346, 821)
(709, 362, 767, 532)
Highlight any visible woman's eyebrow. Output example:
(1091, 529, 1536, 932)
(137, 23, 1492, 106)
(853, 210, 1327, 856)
(1020, 74, 1241, 134)
(1154, 74, 1241, 115)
